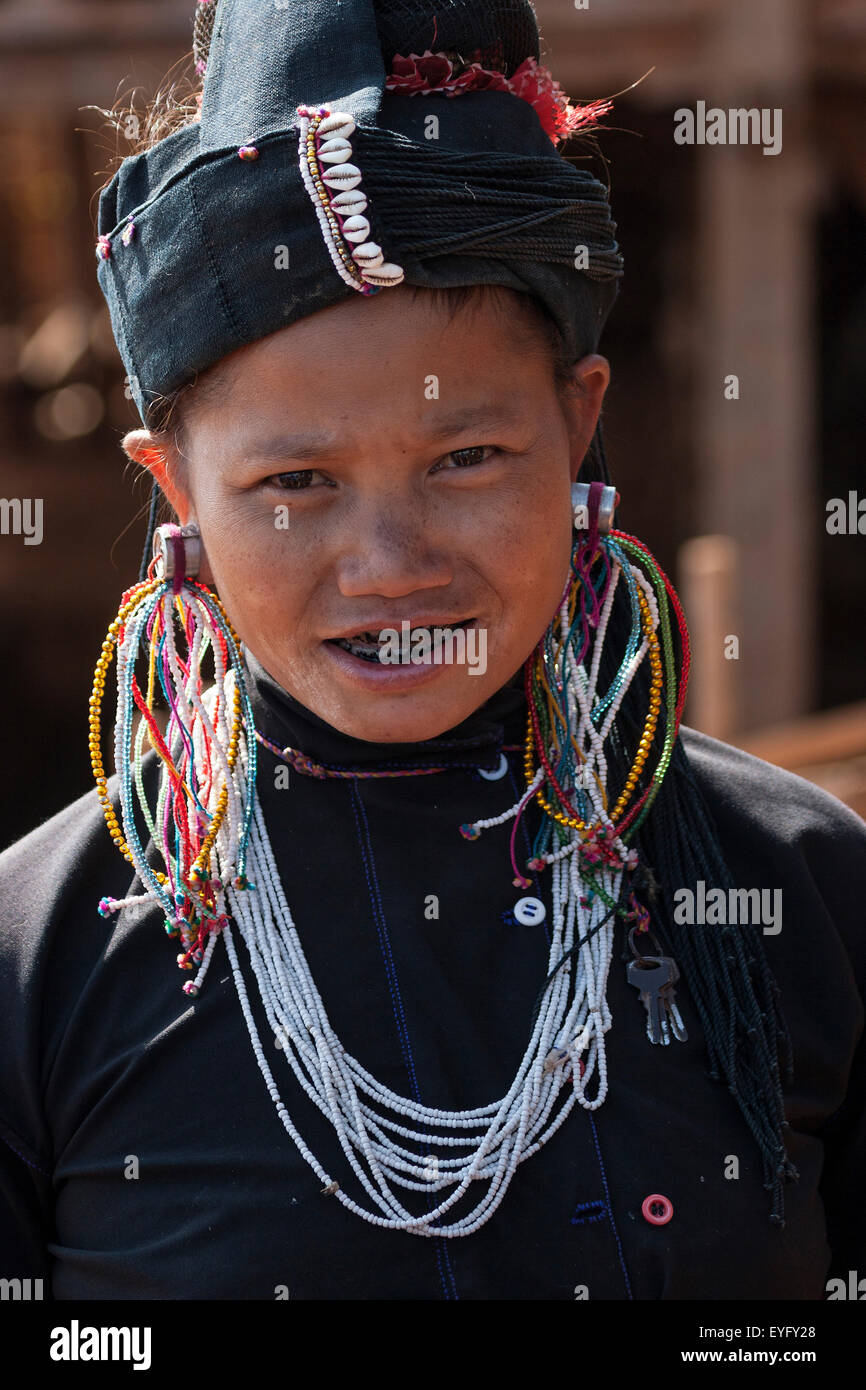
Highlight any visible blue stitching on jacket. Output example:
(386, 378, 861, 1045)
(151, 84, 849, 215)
(1, 1131, 52, 1177)
(349, 781, 459, 1301)
(588, 1115, 634, 1299)
(570, 1199, 608, 1226)
(505, 762, 633, 1296)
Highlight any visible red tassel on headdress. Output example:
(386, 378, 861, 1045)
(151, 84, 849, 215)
(384, 50, 614, 145)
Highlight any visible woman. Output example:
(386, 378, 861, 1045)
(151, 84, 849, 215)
(0, 0, 863, 1300)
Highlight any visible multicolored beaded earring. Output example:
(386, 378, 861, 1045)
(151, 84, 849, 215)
(90, 521, 258, 997)
(459, 480, 692, 1046)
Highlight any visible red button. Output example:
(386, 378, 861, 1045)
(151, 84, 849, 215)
(641, 1193, 673, 1225)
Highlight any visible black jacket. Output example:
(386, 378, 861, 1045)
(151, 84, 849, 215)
(0, 659, 864, 1299)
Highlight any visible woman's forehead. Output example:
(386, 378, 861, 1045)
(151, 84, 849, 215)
(192, 286, 546, 408)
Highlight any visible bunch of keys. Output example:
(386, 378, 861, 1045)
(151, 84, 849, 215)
(626, 925, 688, 1046)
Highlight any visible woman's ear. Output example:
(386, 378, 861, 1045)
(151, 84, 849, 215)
(121, 429, 215, 586)
(561, 354, 610, 483)
(121, 429, 193, 524)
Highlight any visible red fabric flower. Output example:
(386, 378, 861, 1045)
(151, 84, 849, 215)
(384, 51, 614, 146)
(449, 63, 511, 96)
(389, 52, 456, 92)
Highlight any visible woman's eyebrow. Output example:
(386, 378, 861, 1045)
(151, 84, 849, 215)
(241, 400, 530, 461)
(420, 400, 529, 438)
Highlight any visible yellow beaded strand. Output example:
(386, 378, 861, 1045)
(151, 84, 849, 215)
(188, 681, 243, 884)
(524, 581, 663, 833)
(89, 580, 247, 896)
(89, 579, 161, 873)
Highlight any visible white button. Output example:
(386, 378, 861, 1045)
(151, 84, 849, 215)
(514, 896, 546, 926)
(478, 752, 509, 781)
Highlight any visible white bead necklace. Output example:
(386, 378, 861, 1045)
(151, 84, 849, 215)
(103, 553, 655, 1234)
(208, 562, 653, 1236)
(101, 552, 655, 1235)
(219, 780, 620, 1235)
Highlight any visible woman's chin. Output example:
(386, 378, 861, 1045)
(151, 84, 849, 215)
(299, 656, 503, 745)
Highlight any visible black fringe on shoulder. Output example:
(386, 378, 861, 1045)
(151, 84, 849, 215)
(580, 418, 798, 1224)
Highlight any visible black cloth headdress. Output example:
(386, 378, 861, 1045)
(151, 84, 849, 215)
(95, 0, 623, 429)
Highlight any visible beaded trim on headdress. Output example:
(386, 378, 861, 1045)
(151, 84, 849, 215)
(295, 106, 406, 294)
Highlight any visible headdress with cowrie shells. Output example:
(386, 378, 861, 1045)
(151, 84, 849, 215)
(96, 0, 623, 429)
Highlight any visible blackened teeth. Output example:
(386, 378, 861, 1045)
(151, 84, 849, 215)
(330, 618, 473, 662)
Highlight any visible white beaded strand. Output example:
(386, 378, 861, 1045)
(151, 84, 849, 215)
(212, 727, 627, 1235)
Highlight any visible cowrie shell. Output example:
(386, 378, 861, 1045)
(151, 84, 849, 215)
(317, 111, 356, 139)
(340, 215, 371, 243)
(318, 137, 353, 164)
(329, 189, 367, 215)
(360, 262, 405, 286)
(351, 242, 383, 268)
(321, 162, 361, 189)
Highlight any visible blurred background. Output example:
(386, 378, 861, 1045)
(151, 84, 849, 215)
(0, 0, 864, 848)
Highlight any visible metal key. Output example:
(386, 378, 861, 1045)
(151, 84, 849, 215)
(659, 982, 688, 1044)
(655, 956, 680, 1046)
(627, 955, 676, 1044)
(656, 956, 688, 1043)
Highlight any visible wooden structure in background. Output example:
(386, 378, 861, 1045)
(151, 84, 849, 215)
(736, 701, 866, 819)
(678, 534, 739, 740)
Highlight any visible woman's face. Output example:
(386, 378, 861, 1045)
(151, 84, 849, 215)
(125, 286, 609, 743)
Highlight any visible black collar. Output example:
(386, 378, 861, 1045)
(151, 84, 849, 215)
(243, 649, 528, 774)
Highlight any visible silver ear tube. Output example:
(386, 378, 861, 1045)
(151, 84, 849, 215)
(152, 523, 202, 580)
(571, 483, 618, 534)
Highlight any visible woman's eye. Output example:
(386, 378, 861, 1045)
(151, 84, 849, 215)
(266, 448, 497, 489)
(269, 469, 325, 491)
(437, 445, 496, 471)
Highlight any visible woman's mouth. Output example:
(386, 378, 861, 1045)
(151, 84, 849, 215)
(329, 619, 474, 665)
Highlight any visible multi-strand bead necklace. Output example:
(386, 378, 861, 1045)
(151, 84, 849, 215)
(89, 516, 687, 1235)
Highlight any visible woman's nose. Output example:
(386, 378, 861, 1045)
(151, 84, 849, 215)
(334, 502, 454, 599)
